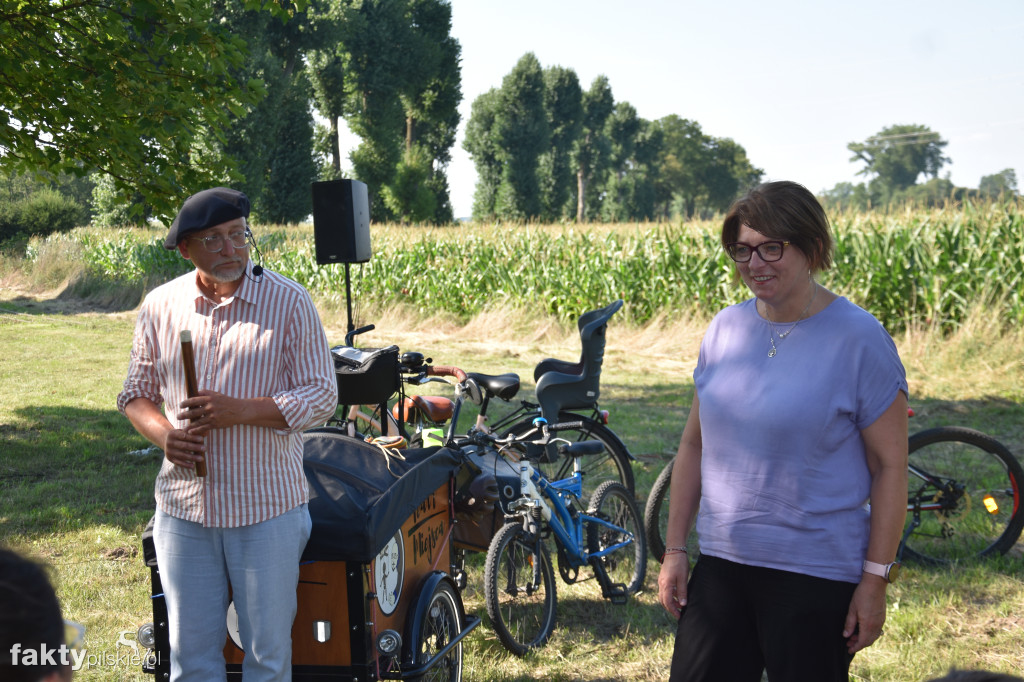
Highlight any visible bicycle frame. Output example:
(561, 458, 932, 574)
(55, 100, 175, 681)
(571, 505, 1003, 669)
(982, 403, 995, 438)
(509, 454, 635, 568)
(482, 400, 609, 436)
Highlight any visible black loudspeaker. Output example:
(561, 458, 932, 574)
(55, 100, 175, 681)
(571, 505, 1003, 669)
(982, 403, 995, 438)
(311, 179, 371, 265)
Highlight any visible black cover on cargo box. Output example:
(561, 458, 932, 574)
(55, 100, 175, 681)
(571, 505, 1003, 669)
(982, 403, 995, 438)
(301, 428, 462, 562)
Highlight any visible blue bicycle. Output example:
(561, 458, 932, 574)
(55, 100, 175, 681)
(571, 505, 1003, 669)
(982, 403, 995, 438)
(472, 418, 647, 656)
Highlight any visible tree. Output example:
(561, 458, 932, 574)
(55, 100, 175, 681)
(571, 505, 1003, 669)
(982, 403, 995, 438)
(0, 0, 303, 223)
(653, 115, 706, 218)
(380, 145, 437, 222)
(307, 0, 350, 177)
(463, 89, 503, 219)
(701, 137, 761, 214)
(979, 169, 1018, 198)
(573, 76, 614, 222)
(651, 116, 761, 218)
(819, 181, 871, 213)
(394, 0, 461, 224)
(537, 66, 583, 221)
(492, 53, 549, 220)
(600, 104, 663, 221)
(208, 0, 322, 224)
(848, 124, 950, 192)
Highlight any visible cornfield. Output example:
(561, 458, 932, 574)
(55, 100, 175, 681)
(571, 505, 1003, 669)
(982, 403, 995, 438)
(44, 199, 1024, 335)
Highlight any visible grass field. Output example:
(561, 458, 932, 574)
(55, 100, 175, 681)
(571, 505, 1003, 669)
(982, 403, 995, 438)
(1, 210, 1023, 680)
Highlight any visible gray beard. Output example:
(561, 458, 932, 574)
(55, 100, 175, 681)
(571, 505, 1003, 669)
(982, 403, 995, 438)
(206, 261, 247, 284)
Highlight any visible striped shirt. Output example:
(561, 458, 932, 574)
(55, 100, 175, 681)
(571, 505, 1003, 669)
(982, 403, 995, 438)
(117, 264, 337, 528)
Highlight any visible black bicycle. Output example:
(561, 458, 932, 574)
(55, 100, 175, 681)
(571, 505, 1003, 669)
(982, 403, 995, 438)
(380, 301, 637, 501)
(644, 424, 1024, 565)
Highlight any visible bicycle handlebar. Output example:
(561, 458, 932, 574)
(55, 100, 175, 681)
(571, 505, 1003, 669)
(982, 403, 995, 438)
(344, 324, 375, 347)
(426, 365, 468, 382)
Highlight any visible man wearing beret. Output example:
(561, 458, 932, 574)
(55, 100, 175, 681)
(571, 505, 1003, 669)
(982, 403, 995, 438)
(118, 188, 337, 681)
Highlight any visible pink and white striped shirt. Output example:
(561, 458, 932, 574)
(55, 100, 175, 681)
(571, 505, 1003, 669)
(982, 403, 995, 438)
(118, 265, 337, 528)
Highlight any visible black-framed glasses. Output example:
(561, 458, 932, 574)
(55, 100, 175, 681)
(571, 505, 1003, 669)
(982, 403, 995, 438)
(725, 240, 790, 263)
(191, 230, 249, 253)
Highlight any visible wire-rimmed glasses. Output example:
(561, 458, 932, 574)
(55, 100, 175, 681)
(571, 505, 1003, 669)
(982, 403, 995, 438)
(190, 230, 249, 253)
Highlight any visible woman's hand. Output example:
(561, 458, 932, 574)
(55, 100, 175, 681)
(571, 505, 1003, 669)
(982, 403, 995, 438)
(843, 576, 888, 653)
(657, 552, 690, 619)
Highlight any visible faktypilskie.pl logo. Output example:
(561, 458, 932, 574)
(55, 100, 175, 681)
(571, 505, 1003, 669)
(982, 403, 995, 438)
(9, 629, 158, 672)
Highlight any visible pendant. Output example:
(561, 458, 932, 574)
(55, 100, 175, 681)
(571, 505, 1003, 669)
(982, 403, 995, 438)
(768, 347, 776, 358)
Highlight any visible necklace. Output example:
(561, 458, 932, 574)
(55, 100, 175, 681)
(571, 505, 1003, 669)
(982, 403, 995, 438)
(765, 282, 819, 358)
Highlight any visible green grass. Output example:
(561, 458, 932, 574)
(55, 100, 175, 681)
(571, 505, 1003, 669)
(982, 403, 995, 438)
(1, 291, 1022, 681)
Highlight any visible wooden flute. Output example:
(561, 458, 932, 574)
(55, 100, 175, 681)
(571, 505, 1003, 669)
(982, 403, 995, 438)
(179, 330, 207, 477)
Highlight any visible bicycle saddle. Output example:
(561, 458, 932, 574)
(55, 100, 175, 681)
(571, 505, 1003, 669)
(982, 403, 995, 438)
(534, 299, 623, 422)
(466, 372, 521, 401)
(392, 395, 454, 424)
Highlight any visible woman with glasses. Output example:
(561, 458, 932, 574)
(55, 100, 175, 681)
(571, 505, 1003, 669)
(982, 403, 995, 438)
(657, 181, 909, 682)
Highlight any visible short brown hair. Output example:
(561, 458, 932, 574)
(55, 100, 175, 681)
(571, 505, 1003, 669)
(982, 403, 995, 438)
(722, 181, 834, 272)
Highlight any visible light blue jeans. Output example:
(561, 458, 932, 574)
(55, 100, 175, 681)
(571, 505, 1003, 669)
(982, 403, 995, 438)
(153, 505, 311, 682)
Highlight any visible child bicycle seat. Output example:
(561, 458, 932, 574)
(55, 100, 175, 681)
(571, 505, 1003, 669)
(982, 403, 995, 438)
(534, 299, 623, 422)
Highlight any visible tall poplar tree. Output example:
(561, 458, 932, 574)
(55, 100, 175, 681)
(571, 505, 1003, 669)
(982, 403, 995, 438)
(493, 53, 549, 220)
(538, 66, 583, 221)
(573, 76, 614, 222)
(463, 89, 503, 219)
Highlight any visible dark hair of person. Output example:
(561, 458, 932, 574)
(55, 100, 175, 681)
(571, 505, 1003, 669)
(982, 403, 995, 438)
(0, 547, 67, 681)
(721, 180, 835, 273)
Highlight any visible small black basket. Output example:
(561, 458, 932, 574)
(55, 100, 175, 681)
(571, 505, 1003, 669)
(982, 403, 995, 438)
(331, 344, 400, 406)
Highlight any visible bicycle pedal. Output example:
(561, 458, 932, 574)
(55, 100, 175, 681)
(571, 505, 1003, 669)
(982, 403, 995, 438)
(603, 582, 628, 605)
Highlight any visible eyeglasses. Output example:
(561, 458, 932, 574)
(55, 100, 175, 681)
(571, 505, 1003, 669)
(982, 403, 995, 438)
(725, 240, 790, 263)
(190, 230, 249, 253)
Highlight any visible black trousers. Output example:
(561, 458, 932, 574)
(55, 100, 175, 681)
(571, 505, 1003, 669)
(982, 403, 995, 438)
(669, 555, 857, 682)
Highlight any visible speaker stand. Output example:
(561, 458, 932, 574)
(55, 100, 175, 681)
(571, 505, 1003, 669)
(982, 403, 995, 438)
(345, 262, 355, 339)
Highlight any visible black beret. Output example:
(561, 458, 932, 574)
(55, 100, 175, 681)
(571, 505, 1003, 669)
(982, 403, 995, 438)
(164, 187, 250, 250)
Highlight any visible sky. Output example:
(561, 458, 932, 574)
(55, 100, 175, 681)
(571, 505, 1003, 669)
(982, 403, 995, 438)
(346, 0, 1024, 219)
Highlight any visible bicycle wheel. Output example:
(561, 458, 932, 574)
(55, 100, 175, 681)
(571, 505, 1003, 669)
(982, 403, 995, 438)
(501, 412, 635, 499)
(587, 481, 646, 595)
(410, 581, 463, 682)
(903, 426, 1024, 564)
(643, 458, 702, 564)
(483, 522, 557, 656)
(644, 458, 673, 563)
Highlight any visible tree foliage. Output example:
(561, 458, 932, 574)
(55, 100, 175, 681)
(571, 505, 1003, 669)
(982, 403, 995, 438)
(979, 169, 1018, 199)
(0, 0, 303, 224)
(573, 76, 615, 222)
(537, 66, 583, 221)
(211, 0, 321, 224)
(493, 53, 548, 220)
(464, 56, 762, 223)
(463, 89, 503, 220)
(848, 124, 950, 192)
(307, 0, 460, 223)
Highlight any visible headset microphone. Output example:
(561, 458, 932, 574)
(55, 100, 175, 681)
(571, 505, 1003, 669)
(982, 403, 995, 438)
(245, 227, 265, 279)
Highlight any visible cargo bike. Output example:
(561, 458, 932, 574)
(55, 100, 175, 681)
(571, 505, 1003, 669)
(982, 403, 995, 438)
(137, 343, 481, 681)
